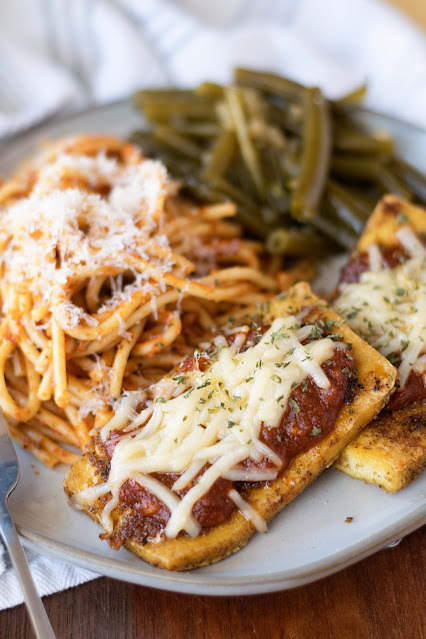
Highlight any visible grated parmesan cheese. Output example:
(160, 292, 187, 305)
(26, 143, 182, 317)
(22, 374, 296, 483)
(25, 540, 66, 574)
(0, 151, 171, 329)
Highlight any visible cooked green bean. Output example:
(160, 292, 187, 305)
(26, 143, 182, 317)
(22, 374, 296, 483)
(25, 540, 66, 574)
(129, 131, 197, 175)
(260, 146, 290, 215)
(224, 87, 264, 197)
(336, 84, 368, 105)
(140, 98, 217, 123)
(167, 123, 222, 137)
(331, 155, 382, 179)
(133, 89, 195, 105)
(130, 68, 425, 257)
(290, 88, 331, 221)
(333, 129, 394, 155)
(152, 126, 203, 160)
(375, 165, 413, 201)
(343, 186, 377, 213)
(326, 180, 370, 234)
(266, 102, 302, 136)
(311, 207, 357, 250)
(266, 228, 330, 256)
(388, 159, 426, 202)
(183, 176, 228, 204)
(234, 68, 304, 100)
(203, 131, 237, 179)
(195, 82, 224, 99)
(206, 174, 260, 214)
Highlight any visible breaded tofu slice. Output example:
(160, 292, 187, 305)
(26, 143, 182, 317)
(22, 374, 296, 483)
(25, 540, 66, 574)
(334, 195, 426, 491)
(335, 400, 426, 492)
(64, 283, 395, 571)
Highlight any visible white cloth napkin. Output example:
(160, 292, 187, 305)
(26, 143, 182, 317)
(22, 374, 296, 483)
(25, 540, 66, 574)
(0, 545, 96, 609)
(0, 0, 425, 610)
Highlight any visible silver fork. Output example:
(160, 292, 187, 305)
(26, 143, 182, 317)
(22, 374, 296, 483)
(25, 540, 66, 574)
(0, 412, 56, 638)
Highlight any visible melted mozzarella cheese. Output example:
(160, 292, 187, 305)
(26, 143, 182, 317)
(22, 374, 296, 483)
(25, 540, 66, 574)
(336, 228, 426, 388)
(228, 489, 267, 533)
(74, 317, 336, 539)
(367, 244, 383, 272)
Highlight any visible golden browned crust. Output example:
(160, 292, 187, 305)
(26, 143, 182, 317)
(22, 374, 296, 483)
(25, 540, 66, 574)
(357, 195, 426, 253)
(335, 401, 426, 493)
(64, 282, 396, 570)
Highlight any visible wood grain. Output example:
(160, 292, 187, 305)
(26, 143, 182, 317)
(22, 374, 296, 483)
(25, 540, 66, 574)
(0, 526, 424, 639)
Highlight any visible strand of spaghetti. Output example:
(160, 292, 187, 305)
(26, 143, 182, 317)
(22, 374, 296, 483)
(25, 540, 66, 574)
(180, 299, 215, 331)
(201, 266, 277, 290)
(94, 409, 114, 430)
(38, 365, 53, 401)
(163, 219, 241, 240)
(132, 311, 182, 357)
(67, 375, 93, 397)
(124, 373, 157, 389)
(120, 255, 254, 301)
(90, 287, 153, 325)
(51, 317, 69, 408)
(198, 202, 236, 219)
(0, 340, 41, 421)
(19, 424, 80, 465)
(0, 177, 34, 205)
(8, 423, 58, 468)
(134, 352, 188, 369)
(4, 367, 27, 394)
(19, 290, 50, 350)
(39, 135, 132, 161)
(22, 316, 49, 351)
(110, 323, 143, 400)
(75, 356, 101, 373)
(85, 276, 106, 313)
(8, 320, 41, 367)
(178, 279, 252, 301)
(64, 404, 91, 449)
(36, 406, 79, 445)
(7, 385, 79, 446)
(12, 350, 24, 377)
(61, 287, 177, 343)
(31, 421, 77, 446)
(125, 241, 196, 275)
(31, 304, 50, 323)
(114, 289, 180, 335)
(36, 346, 52, 376)
(55, 287, 151, 340)
(205, 242, 261, 270)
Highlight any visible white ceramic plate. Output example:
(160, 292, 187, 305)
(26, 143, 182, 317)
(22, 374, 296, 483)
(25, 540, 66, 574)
(0, 102, 425, 596)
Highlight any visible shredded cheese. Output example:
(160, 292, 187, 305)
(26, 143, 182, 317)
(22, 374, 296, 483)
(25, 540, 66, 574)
(1, 151, 170, 314)
(228, 489, 267, 533)
(336, 227, 426, 388)
(74, 317, 337, 539)
(367, 244, 383, 272)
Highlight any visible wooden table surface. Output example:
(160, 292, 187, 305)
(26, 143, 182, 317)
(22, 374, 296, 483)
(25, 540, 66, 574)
(1, 525, 424, 639)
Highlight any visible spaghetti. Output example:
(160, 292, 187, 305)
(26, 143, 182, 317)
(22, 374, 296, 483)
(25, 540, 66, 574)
(0, 135, 291, 467)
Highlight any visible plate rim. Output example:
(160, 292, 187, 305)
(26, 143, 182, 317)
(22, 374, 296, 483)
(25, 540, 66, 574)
(18, 507, 425, 595)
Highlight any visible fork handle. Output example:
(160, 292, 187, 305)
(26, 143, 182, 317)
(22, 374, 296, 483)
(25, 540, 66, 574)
(0, 513, 56, 639)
